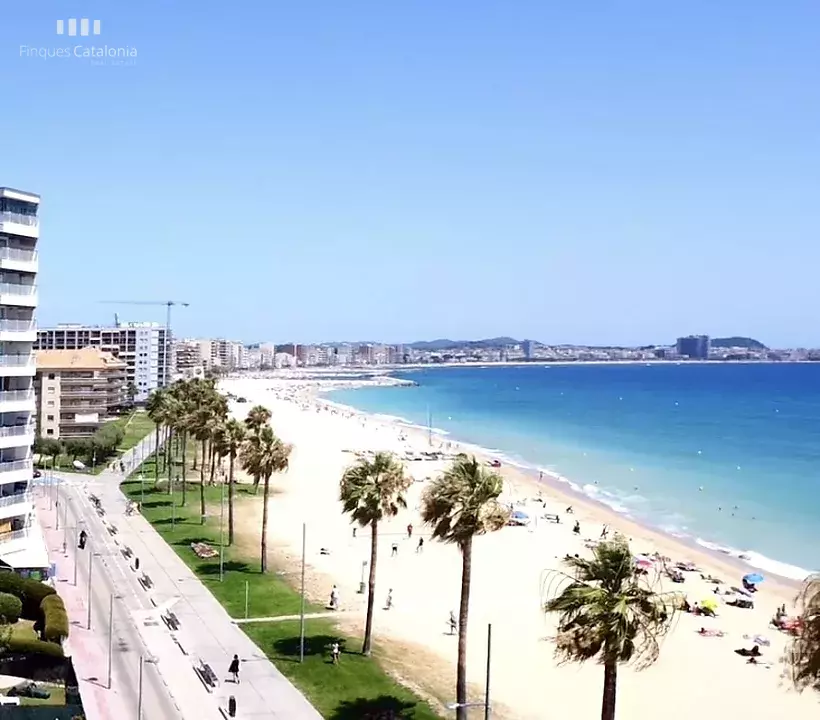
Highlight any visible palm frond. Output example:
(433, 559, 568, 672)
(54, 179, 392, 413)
(339, 452, 411, 527)
(787, 574, 820, 692)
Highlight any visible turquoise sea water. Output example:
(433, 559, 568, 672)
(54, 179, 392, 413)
(328, 364, 820, 579)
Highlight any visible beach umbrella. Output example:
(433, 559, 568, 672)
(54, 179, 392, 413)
(634, 556, 654, 570)
(700, 597, 719, 612)
(511, 510, 530, 521)
(743, 573, 764, 585)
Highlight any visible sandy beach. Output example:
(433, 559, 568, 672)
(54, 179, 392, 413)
(220, 374, 818, 719)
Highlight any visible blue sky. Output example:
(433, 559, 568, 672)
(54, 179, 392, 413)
(3, 2, 819, 347)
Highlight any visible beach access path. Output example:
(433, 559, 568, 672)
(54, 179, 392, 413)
(45, 434, 323, 720)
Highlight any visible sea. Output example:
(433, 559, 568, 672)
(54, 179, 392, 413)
(327, 363, 820, 581)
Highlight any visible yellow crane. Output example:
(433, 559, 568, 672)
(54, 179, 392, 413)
(99, 300, 190, 386)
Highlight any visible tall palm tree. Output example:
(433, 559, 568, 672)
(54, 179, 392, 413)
(217, 418, 246, 545)
(243, 405, 272, 493)
(240, 425, 291, 572)
(542, 537, 678, 720)
(340, 452, 411, 656)
(145, 388, 167, 486)
(787, 574, 820, 693)
(420, 455, 510, 720)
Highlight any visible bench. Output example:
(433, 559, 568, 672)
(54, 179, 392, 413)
(543, 513, 561, 524)
(162, 611, 181, 632)
(195, 660, 219, 691)
(190, 542, 218, 559)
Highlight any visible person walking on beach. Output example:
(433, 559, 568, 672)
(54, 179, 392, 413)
(416, 537, 424, 553)
(406, 523, 413, 539)
(600, 524, 609, 539)
(573, 520, 581, 536)
(385, 589, 393, 610)
(329, 585, 339, 610)
(331, 641, 341, 664)
(448, 610, 457, 635)
(228, 654, 240, 683)
(391, 542, 399, 557)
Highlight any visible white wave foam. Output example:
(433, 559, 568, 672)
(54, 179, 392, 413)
(695, 539, 814, 581)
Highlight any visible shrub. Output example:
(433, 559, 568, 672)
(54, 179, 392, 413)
(6, 635, 65, 658)
(41, 595, 69, 643)
(0, 592, 22, 623)
(0, 572, 56, 619)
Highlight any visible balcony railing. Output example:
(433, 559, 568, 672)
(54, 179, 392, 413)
(0, 424, 35, 438)
(0, 528, 28, 543)
(0, 212, 38, 228)
(0, 390, 34, 403)
(0, 283, 37, 298)
(0, 248, 37, 263)
(0, 459, 32, 474)
(0, 319, 35, 333)
(0, 354, 34, 368)
(0, 492, 30, 508)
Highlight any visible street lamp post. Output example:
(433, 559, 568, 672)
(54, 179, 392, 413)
(86, 539, 93, 630)
(447, 623, 492, 718)
(299, 522, 306, 663)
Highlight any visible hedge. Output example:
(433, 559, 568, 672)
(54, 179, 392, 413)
(41, 595, 69, 643)
(6, 635, 65, 658)
(0, 591, 22, 623)
(0, 572, 56, 619)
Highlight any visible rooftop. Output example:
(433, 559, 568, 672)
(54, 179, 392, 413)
(35, 348, 127, 371)
(0, 187, 40, 203)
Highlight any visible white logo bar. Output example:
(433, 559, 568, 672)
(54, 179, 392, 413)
(56, 19, 102, 37)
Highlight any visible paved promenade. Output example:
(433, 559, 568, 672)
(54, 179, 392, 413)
(44, 434, 323, 719)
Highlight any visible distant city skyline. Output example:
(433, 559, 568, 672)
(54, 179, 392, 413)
(4, 2, 819, 346)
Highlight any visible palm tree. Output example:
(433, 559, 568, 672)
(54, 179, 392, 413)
(787, 574, 820, 693)
(420, 455, 510, 720)
(243, 405, 271, 493)
(145, 389, 167, 486)
(240, 425, 291, 572)
(340, 452, 411, 656)
(542, 537, 679, 720)
(216, 418, 245, 546)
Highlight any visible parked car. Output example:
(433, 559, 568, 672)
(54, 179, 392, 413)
(7, 682, 50, 699)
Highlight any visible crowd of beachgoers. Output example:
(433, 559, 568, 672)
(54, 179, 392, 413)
(220, 374, 818, 720)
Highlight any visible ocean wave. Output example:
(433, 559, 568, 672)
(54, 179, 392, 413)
(695, 538, 814, 581)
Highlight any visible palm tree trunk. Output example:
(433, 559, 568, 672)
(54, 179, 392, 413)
(181, 433, 188, 506)
(199, 438, 207, 524)
(227, 451, 235, 546)
(208, 446, 217, 487)
(362, 519, 378, 656)
(153, 425, 161, 487)
(260, 473, 271, 573)
(455, 537, 473, 720)
(601, 659, 618, 720)
(166, 429, 174, 494)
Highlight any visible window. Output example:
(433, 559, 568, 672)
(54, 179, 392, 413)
(48, 373, 55, 380)
(47, 400, 54, 407)
(47, 386, 55, 394)
(46, 429, 53, 435)
(47, 414, 54, 421)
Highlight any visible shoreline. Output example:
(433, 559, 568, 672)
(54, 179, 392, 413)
(318, 378, 811, 587)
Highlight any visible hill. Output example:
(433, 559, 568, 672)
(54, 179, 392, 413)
(406, 337, 522, 351)
(710, 336, 768, 350)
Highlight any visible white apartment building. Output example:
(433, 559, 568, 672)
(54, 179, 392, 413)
(36, 322, 168, 402)
(0, 186, 48, 574)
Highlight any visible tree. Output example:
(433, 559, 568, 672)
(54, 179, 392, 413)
(542, 537, 679, 720)
(240, 425, 291, 572)
(243, 405, 272, 493)
(217, 418, 246, 545)
(126, 381, 138, 405)
(145, 389, 168, 486)
(787, 574, 820, 693)
(420, 455, 510, 720)
(340, 452, 411, 656)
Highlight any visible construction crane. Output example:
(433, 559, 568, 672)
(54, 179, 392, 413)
(99, 300, 190, 386)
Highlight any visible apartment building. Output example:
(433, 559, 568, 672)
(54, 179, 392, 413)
(0, 186, 48, 574)
(36, 322, 168, 402)
(34, 348, 126, 439)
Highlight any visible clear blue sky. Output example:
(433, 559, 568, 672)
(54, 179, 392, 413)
(3, 1, 819, 347)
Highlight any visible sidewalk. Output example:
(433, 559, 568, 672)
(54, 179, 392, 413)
(89, 437, 324, 719)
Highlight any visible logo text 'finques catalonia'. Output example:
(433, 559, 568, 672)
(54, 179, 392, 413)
(56, 19, 101, 37)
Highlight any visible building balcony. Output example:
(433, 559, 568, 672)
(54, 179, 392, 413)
(0, 353, 35, 377)
(0, 459, 33, 485)
(0, 492, 32, 522)
(0, 423, 35, 450)
(0, 319, 36, 342)
(0, 389, 35, 413)
(0, 526, 30, 546)
(0, 247, 38, 274)
(0, 283, 37, 308)
(0, 212, 38, 240)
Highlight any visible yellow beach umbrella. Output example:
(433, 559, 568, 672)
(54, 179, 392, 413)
(701, 597, 719, 612)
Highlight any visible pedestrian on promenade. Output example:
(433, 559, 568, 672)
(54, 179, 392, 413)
(78, 529, 87, 550)
(228, 654, 240, 684)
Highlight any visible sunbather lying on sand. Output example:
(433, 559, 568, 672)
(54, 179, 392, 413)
(698, 627, 725, 637)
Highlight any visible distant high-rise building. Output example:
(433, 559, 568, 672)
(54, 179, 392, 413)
(523, 340, 536, 359)
(36, 323, 168, 401)
(676, 335, 710, 360)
